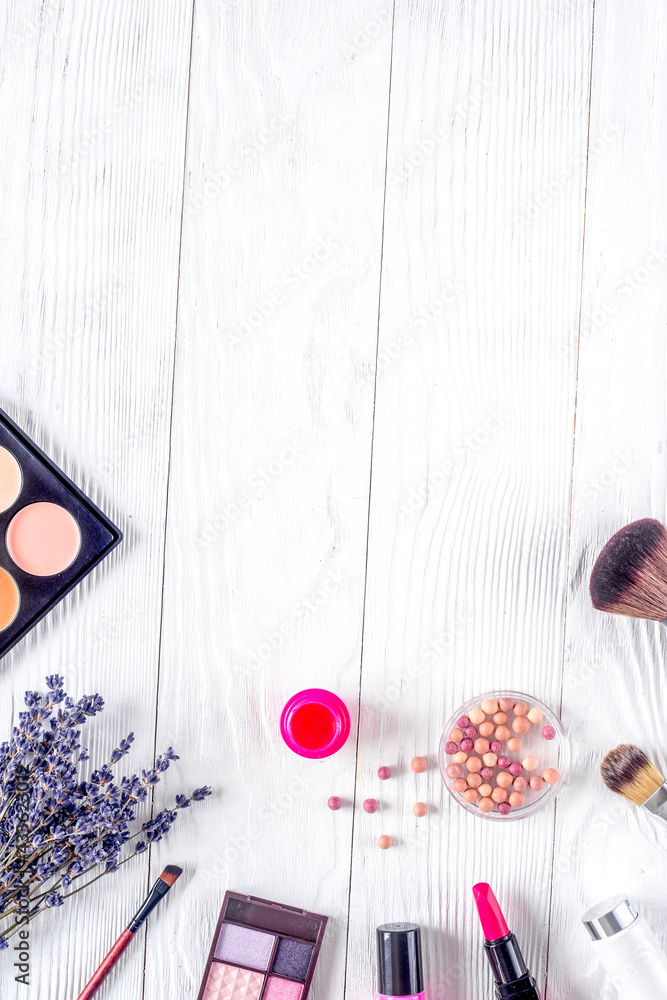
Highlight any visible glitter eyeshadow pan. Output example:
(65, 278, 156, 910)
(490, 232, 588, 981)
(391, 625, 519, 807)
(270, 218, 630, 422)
(197, 892, 328, 1000)
(0, 408, 122, 657)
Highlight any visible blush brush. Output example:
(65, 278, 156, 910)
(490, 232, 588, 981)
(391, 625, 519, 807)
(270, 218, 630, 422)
(601, 744, 667, 825)
(590, 518, 667, 621)
(76, 864, 183, 1000)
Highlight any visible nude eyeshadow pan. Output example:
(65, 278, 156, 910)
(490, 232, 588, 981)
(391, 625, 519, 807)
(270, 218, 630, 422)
(0, 408, 122, 657)
(197, 892, 327, 1000)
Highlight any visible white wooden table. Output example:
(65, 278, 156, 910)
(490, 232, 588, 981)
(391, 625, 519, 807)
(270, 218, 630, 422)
(1, 1, 666, 997)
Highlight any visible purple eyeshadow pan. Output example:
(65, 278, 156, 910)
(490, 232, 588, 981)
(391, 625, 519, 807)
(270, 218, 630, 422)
(270, 939, 314, 981)
(214, 922, 275, 971)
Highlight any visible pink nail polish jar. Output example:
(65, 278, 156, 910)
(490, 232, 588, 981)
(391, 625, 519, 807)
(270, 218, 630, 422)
(280, 688, 351, 759)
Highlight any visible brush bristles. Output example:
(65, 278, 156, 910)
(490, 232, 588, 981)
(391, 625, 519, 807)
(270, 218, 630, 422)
(590, 519, 667, 620)
(601, 744, 665, 806)
(160, 865, 183, 888)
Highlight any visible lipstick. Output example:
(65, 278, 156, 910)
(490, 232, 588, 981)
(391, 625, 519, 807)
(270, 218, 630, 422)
(473, 883, 541, 999)
(376, 923, 424, 1000)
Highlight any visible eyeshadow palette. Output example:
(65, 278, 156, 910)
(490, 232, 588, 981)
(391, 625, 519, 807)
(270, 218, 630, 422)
(198, 891, 328, 1000)
(0, 408, 122, 657)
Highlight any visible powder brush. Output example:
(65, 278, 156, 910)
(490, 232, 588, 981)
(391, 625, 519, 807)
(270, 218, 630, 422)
(76, 864, 183, 1000)
(590, 518, 667, 621)
(601, 744, 667, 824)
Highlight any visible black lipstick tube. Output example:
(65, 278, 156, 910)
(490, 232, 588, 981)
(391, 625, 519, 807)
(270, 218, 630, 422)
(484, 933, 540, 999)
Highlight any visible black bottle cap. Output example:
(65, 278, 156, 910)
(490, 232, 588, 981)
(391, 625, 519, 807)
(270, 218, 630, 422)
(377, 923, 423, 996)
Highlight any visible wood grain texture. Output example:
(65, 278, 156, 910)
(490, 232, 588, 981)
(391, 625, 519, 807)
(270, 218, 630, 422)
(0, 1, 193, 997)
(551, 2, 667, 998)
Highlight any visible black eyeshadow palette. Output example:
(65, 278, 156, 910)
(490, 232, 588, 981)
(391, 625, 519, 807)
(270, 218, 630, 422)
(197, 891, 328, 1000)
(0, 408, 122, 657)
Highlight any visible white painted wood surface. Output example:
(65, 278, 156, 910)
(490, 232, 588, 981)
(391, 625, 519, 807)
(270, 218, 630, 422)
(1, 1, 667, 998)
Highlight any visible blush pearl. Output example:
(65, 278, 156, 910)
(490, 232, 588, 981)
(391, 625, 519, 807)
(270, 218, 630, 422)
(481, 699, 499, 715)
(493, 712, 508, 726)
(513, 777, 528, 792)
(466, 756, 483, 773)
(512, 717, 530, 735)
(467, 773, 483, 788)
(478, 783, 493, 798)
(506, 737, 522, 753)
(378, 766, 392, 780)
(513, 701, 529, 717)
(530, 776, 545, 792)
(509, 791, 525, 808)
(479, 797, 495, 813)
(413, 802, 428, 817)
(479, 721, 495, 738)
(491, 787, 508, 803)
(327, 797, 342, 810)
(508, 762, 523, 777)
(498, 802, 512, 815)
(542, 726, 556, 741)
(449, 728, 464, 743)
(445, 741, 459, 755)
(460, 739, 474, 752)
(497, 756, 510, 770)
(377, 835, 392, 850)
(446, 763, 462, 779)
(496, 771, 513, 789)
(453, 751, 468, 764)
(490, 740, 503, 754)
(495, 725, 511, 741)
(457, 715, 470, 729)
(543, 768, 560, 785)
(469, 708, 486, 725)
(411, 756, 428, 773)
(480, 766, 495, 780)
(482, 752, 498, 767)
(464, 726, 478, 739)
(527, 707, 543, 724)
(522, 755, 538, 772)
(498, 698, 515, 712)
(463, 788, 479, 803)
(474, 738, 490, 755)
(452, 778, 468, 793)
(363, 798, 378, 813)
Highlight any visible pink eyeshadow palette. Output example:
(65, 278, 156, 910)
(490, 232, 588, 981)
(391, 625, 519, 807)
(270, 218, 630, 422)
(197, 891, 328, 1000)
(0, 408, 122, 657)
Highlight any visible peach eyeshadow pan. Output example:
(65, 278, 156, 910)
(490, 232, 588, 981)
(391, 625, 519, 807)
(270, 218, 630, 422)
(0, 408, 122, 657)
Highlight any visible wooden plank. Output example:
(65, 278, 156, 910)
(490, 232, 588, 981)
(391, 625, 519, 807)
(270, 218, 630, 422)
(347, 1, 595, 997)
(552, 2, 667, 997)
(147, 1, 394, 996)
(0, 1, 194, 996)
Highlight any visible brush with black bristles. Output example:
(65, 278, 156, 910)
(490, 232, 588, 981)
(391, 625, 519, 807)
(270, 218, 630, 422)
(590, 518, 667, 621)
(601, 745, 667, 825)
(76, 865, 183, 1000)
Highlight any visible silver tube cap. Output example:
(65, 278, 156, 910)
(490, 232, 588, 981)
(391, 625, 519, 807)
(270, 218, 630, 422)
(582, 895, 639, 941)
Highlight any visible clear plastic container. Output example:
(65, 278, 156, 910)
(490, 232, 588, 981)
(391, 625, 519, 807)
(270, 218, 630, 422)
(438, 690, 570, 822)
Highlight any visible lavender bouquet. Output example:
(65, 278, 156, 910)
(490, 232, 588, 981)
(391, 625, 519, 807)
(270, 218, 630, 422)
(0, 675, 210, 950)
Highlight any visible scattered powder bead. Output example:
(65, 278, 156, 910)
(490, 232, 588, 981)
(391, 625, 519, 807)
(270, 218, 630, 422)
(493, 712, 508, 726)
(529, 775, 545, 792)
(460, 738, 474, 752)
(480, 766, 495, 780)
(457, 715, 470, 729)
(466, 756, 483, 773)
(506, 737, 522, 753)
(513, 701, 529, 717)
(452, 778, 468, 793)
(513, 777, 528, 792)
(479, 797, 495, 813)
(378, 766, 392, 780)
(527, 707, 543, 725)
(498, 802, 511, 815)
(479, 783, 493, 798)
(327, 796, 342, 811)
(495, 725, 511, 742)
(446, 763, 462, 779)
(464, 726, 478, 739)
(508, 762, 523, 777)
(492, 787, 508, 803)
(445, 741, 459, 756)
(363, 798, 378, 813)
(512, 717, 530, 736)
(496, 771, 513, 789)
(498, 756, 510, 769)
(453, 751, 468, 764)
(482, 752, 498, 767)
(411, 756, 428, 773)
(377, 835, 392, 850)
(543, 768, 559, 785)
(509, 791, 525, 808)
(542, 726, 556, 741)
(522, 755, 538, 772)
(474, 738, 490, 755)
(499, 697, 515, 712)
(413, 802, 428, 817)
(467, 773, 483, 788)
(449, 727, 464, 743)
(469, 708, 486, 725)
(463, 788, 479, 803)
(490, 740, 503, 754)
(479, 721, 495, 738)
(481, 699, 499, 714)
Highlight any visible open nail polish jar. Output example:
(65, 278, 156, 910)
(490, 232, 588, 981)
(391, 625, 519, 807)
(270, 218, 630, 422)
(439, 690, 570, 822)
(280, 689, 351, 759)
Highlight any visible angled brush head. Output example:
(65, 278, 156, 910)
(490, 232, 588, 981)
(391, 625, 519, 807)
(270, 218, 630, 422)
(601, 744, 665, 806)
(159, 865, 183, 888)
(590, 519, 667, 620)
